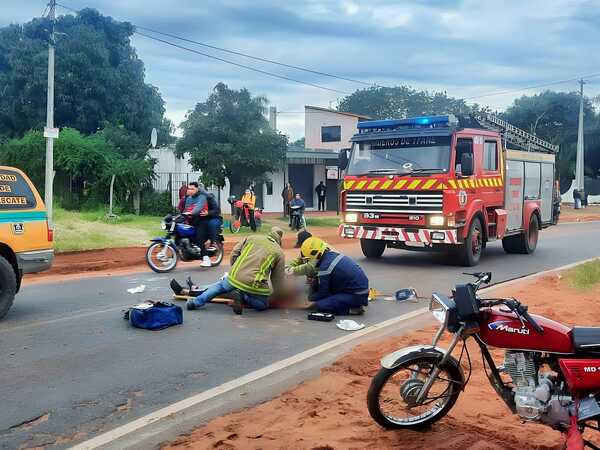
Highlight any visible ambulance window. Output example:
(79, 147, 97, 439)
(0, 170, 37, 210)
(484, 141, 498, 171)
(455, 138, 473, 174)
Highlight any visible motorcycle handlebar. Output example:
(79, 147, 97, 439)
(479, 298, 544, 334)
(517, 305, 544, 334)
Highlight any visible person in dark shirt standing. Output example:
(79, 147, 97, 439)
(315, 181, 327, 211)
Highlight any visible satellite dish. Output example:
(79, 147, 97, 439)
(150, 128, 158, 148)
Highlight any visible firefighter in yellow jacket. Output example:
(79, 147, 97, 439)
(187, 226, 285, 314)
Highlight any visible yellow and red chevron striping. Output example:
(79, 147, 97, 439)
(343, 176, 503, 191)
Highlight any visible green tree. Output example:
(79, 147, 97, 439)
(176, 83, 287, 195)
(0, 8, 171, 143)
(337, 86, 470, 119)
(0, 126, 155, 207)
(502, 91, 600, 189)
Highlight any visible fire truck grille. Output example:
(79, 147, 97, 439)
(346, 191, 443, 214)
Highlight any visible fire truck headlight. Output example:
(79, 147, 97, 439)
(428, 215, 445, 227)
(345, 213, 359, 223)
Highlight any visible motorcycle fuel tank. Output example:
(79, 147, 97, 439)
(478, 309, 574, 354)
(176, 223, 196, 238)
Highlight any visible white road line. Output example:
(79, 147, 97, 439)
(68, 255, 600, 450)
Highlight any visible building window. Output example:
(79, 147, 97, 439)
(484, 141, 498, 171)
(321, 125, 341, 143)
(266, 181, 273, 196)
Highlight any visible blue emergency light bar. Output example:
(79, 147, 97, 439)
(357, 114, 458, 131)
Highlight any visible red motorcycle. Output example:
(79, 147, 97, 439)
(227, 196, 262, 233)
(367, 272, 600, 448)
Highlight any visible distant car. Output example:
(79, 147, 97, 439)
(0, 166, 54, 319)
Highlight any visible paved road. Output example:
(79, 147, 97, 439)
(1, 222, 598, 449)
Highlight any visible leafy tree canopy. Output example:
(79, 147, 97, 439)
(502, 91, 600, 187)
(337, 86, 470, 119)
(176, 83, 287, 195)
(0, 8, 173, 146)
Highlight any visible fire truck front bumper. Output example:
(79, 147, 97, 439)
(339, 224, 459, 246)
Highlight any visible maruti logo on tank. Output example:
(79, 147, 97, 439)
(488, 320, 530, 335)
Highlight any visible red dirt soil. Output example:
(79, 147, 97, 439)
(26, 226, 348, 282)
(163, 274, 600, 450)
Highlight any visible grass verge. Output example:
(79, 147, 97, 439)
(566, 259, 600, 290)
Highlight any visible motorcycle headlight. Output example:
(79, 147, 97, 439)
(161, 221, 167, 230)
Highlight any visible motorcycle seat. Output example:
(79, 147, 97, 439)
(572, 327, 600, 352)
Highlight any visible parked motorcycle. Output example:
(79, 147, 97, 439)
(367, 272, 600, 447)
(290, 204, 305, 231)
(146, 214, 224, 273)
(228, 196, 262, 233)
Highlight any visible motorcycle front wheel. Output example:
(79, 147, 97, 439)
(229, 214, 241, 234)
(146, 242, 178, 273)
(367, 353, 463, 430)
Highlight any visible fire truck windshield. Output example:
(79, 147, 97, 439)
(346, 135, 452, 176)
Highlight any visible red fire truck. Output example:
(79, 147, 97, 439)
(338, 113, 558, 266)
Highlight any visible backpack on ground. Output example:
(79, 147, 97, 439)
(124, 301, 183, 330)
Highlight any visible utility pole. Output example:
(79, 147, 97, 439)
(44, 0, 57, 227)
(268, 106, 277, 130)
(574, 79, 586, 198)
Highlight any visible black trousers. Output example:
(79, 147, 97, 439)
(318, 196, 326, 211)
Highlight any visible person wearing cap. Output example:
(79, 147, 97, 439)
(299, 237, 369, 315)
(187, 226, 286, 314)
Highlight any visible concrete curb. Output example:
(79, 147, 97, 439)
(68, 256, 600, 450)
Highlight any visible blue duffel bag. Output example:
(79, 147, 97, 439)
(124, 301, 183, 330)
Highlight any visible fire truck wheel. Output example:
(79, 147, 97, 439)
(502, 214, 539, 254)
(360, 239, 386, 258)
(458, 218, 483, 266)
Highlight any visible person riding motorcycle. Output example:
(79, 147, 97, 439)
(240, 188, 257, 231)
(181, 182, 211, 267)
(300, 237, 369, 315)
(198, 184, 222, 252)
(289, 193, 305, 228)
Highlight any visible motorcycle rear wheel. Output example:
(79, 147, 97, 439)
(146, 242, 178, 273)
(367, 354, 462, 430)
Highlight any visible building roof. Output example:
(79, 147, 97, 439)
(286, 148, 339, 165)
(304, 105, 371, 120)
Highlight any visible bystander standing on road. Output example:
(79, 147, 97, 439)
(315, 181, 327, 211)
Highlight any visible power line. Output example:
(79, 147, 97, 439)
(56, 3, 350, 95)
(134, 25, 374, 88)
(134, 32, 351, 95)
(56, 2, 600, 104)
(464, 72, 600, 100)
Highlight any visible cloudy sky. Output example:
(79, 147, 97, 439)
(2, 0, 600, 140)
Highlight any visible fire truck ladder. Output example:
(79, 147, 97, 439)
(473, 112, 559, 154)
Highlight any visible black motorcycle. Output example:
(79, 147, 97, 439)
(146, 214, 224, 273)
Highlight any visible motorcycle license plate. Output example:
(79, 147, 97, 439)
(363, 213, 380, 219)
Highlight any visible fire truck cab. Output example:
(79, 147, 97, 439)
(338, 114, 558, 266)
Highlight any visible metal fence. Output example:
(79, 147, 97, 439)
(152, 172, 222, 207)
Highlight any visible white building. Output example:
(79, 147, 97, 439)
(151, 105, 368, 212)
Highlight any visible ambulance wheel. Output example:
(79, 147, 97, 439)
(360, 239, 386, 258)
(0, 255, 17, 320)
(458, 218, 482, 266)
(503, 214, 539, 254)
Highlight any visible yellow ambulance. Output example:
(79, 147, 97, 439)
(0, 166, 54, 319)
